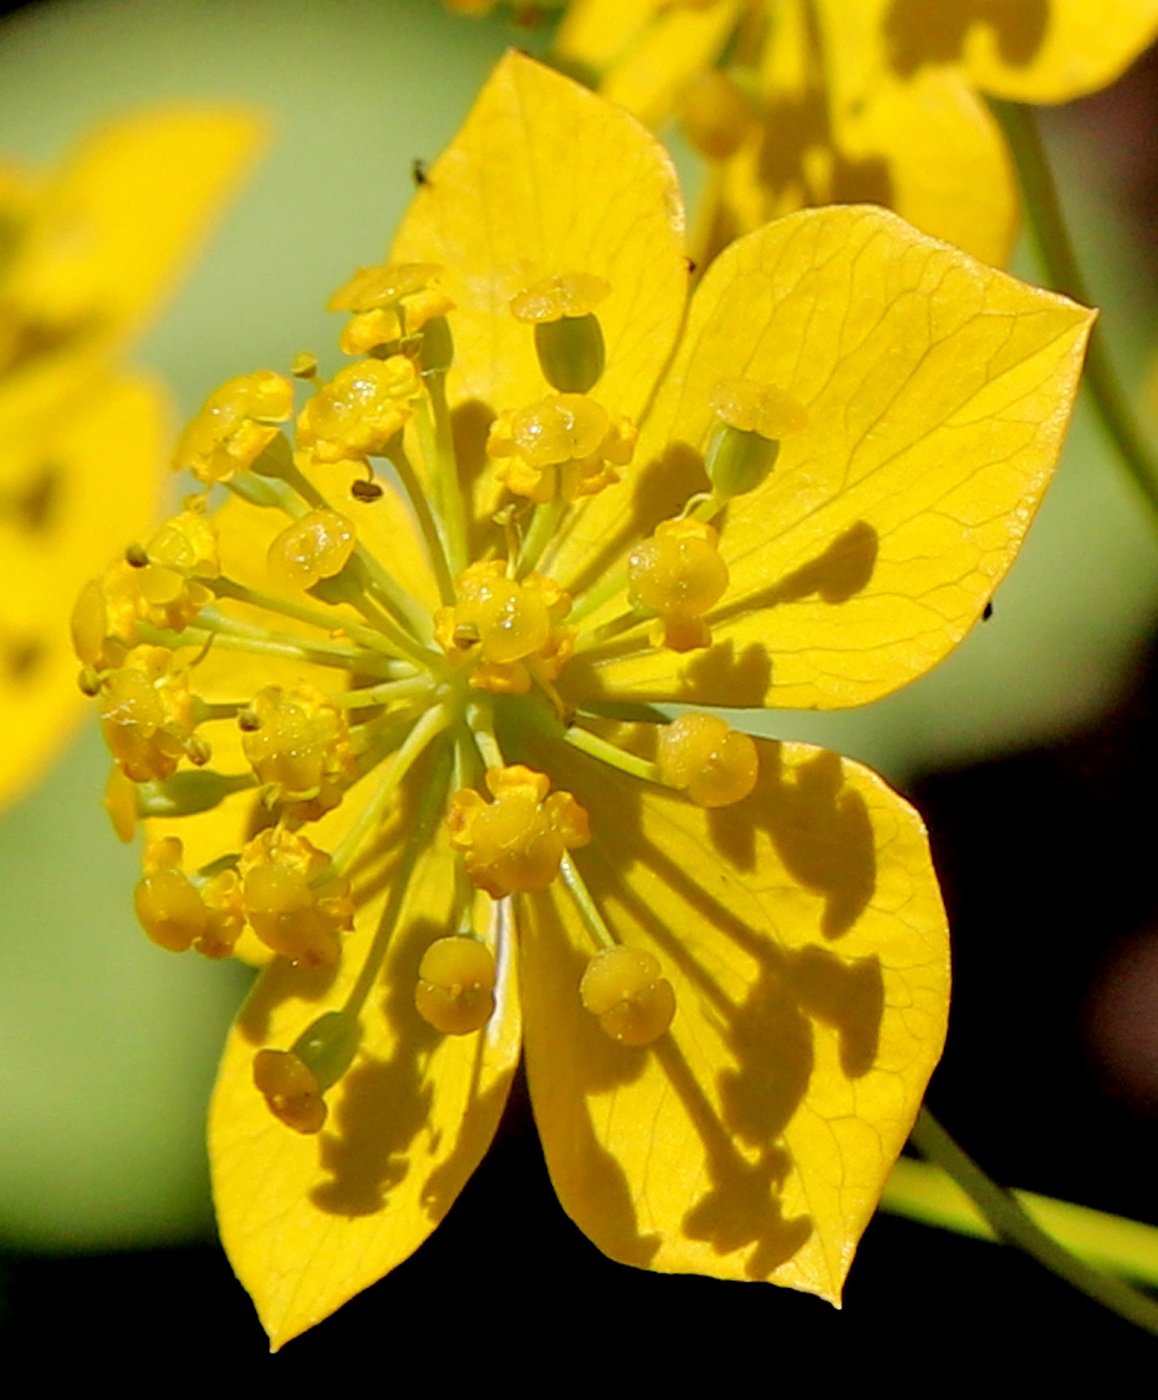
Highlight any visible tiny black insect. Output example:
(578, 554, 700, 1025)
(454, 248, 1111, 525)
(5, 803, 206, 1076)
(412, 158, 429, 187)
(982, 601, 993, 620)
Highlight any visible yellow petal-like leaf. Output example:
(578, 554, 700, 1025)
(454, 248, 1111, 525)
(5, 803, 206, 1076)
(711, 0, 1017, 267)
(558, 0, 741, 131)
(211, 792, 521, 1350)
(0, 370, 165, 806)
(905, 0, 1158, 102)
(558, 204, 1093, 710)
(4, 107, 265, 373)
(390, 50, 688, 427)
(520, 730, 948, 1299)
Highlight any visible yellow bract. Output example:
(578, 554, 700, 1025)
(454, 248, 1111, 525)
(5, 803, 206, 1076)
(0, 108, 262, 806)
(556, 0, 1158, 266)
(91, 54, 1091, 1350)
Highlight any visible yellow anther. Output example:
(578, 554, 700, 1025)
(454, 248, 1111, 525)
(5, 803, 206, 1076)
(656, 712, 758, 807)
(267, 509, 357, 590)
(240, 825, 354, 967)
(509, 273, 610, 323)
(172, 370, 294, 484)
(710, 378, 808, 440)
(328, 262, 454, 355)
(447, 764, 590, 898)
(99, 645, 196, 783)
(134, 836, 244, 958)
(580, 945, 676, 1047)
(679, 69, 753, 161)
(71, 564, 138, 669)
(415, 936, 497, 1034)
(628, 518, 729, 652)
(296, 355, 421, 465)
(241, 683, 356, 819)
(487, 394, 635, 503)
(131, 508, 221, 631)
(253, 1049, 327, 1135)
(435, 563, 574, 694)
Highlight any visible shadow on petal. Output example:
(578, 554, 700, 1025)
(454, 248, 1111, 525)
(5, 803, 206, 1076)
(883, 0, 1048, 75)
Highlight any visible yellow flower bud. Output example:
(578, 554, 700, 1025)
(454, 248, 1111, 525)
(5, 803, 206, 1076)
(656, 712, 758, 807)
(239, 825, 353, 967)
(267, 509, 357, 590)
(447, 765, 590, 898)
(172, 370, 294, 484)
(628, 517, 728, 651)
(415, 936, 497, 1034)
(241, 682, 357, 818)
(580, 945, 676, 1046)
(253, 1049, 327, 1135)
(296, 355, 421, 464)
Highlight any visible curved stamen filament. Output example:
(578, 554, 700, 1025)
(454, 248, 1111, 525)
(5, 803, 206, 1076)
(341, 736, 453, 1022)
(558, 852, 615, 952)
(138, 621, 396, 676)
(563, 721, 663, 786)
(418, 373, 469, 578)
(383, 438, 456, 605)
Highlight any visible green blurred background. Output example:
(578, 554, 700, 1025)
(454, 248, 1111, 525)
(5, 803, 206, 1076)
(0, 0, 1155, 1370)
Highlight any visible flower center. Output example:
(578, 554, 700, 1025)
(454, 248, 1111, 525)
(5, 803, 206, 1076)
(73, 259, 791, 1133)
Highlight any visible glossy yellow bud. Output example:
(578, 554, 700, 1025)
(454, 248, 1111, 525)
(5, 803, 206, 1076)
(447, 561, 551, 664)
(628, 518, 728, 651)
(241, 683, 356, 818)
(415, 936, 497, 1034)
(447, 765, 590, 898)
(100, 645, 195, 782)
(240, 826, 353, 967)
(656, 712, 758, 807)
(253, 1049, 327, 1135)
(296, 355, 420, 464)
(134, 838, 207, 952)
(509, 273, 610, 324)
(580, 946, 676, 1046)
(267, 509, 357, 590)
(173, 370, 294, 484)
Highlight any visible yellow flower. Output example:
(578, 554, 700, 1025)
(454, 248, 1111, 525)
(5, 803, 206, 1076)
(554, 0, 1158, 266)
(0, 107, 262, 806)
(76, 54, 1093, 1347)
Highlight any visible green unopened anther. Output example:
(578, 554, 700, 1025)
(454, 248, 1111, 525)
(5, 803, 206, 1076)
(703, 419, 780, 499)
(136, 768, 256, 817)
(420, 315, 454, 374)
(534, 313, 605, 394)
(291, 1010, 361, 1091)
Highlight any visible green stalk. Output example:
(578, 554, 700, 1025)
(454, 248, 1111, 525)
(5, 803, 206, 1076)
(910, 1108, 1158, 1335)
(993, 98, 1158, 527)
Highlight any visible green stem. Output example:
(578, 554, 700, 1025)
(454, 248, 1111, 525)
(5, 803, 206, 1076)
(992, 99, 1158, 527)
(562, 720, 664, 785)
(882, 1156, 1158, 1289)
(558, 853, 616, 951)
(419, 375, 470, 578)
(330, 703, 450, 876)
(138, 621, 394, 676)
(385, 438, 457, 605)
(910, 1107, 1158, 1335)
(341, 735, 452, 1021)
(516, 499, 567, 578)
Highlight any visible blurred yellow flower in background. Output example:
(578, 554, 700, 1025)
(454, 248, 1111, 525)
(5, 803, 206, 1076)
(555, 0, 1158, 266)
(0, 107, 261, 807)
(75, 51, 1094, 1346)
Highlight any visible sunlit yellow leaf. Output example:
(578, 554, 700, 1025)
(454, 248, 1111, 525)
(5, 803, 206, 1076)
(3, 107, 265, 377)
(554, 0, 1158, 268)
(0, 371, 165, 804)
(0, 107, 264, 806)
(390, 50, 688, 429)
(211, 798, 521, 1350)
(558, 0, 741, 131)
(520, 729, 948, 1298)
(557, 204, 1094, 709)
(896, 0, 1158, 103)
